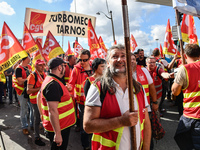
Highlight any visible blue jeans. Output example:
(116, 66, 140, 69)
(17, 94, 34, 129)
(7, 79, 13, 103)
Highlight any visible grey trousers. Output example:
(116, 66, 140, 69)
(31, 103, 41, 138)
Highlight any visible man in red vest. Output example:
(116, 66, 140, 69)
(146, 56, 173, 119)
(172, 44, 200, 150)
(68, 49, 92, 150)
(27, 59, 46, 146)
(40, 57, 76, 150)
(13, 56, 33, 135)
(131, 53, 158, 111)
(84, 44, 151, 150)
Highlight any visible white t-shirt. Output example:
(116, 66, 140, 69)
(85, 80, 149, 150)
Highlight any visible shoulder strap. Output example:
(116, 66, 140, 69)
(33, 72, 37, 88)
(100, 81, 108, 105)
(156, 65, 162, 80)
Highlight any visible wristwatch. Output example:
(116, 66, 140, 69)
(152, 101, 158, 104)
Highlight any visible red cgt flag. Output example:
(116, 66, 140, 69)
(32, 39, 45, 64)
(74, 40, 83, 58)
(65, 41, 74, 56)
(0, 22, 27, 72)
(159, 44, 164, 58)
(99, 36, 107, 58)
(163, 19, 180, 56)
(181, 14, 198, 44)
(22, 23, 39, 54)
(88, 19, 105, 60)
(42, 31, 64, 62)
(130, 34, 137, 52)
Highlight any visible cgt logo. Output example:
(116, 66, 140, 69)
(29, 12, 46, 33)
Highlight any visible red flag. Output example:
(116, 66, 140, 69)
(113, 40, 117, 46)
(32, 39, 45, 64)
(65, 41, 74, 56)
(181, 14, 198, 44)
(130, 34, 137, 52)
(42, 31, 64, 62)
(88, 19, 104, 60)
(99, 36, 107, 58)
(159, 44, 164, 58)
(74, 40, 83, 58)
(22, 23, 39, 54)
(35, 36, 43, 45)
(0, 22, 27, 72)
(163, 19, 180, 56)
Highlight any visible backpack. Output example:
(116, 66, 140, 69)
(151, 110, 165, 140)
(155, 62, 164, 80)
(33, 72, 38, 88)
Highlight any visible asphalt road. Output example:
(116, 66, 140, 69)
(0, 97, 180, 150)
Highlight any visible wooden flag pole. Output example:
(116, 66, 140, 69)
(121, 0, 136, 149)
(175, 9, 186, 64)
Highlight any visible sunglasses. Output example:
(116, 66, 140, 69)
(79, 58, 89, 62)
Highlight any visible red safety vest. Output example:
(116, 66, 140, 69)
(136, 65, 150, 104)
(149, 66, 162, 99)
(0, 72, 6, 84)
(91, 81, 146, 150)
(13, 65, 32, 95)
(182, 60, 200, 119)
(29, 72, 46, 104)
(64, 64, 73, 84)
(41, 75, 76, 132)
(69, 63, 92, 105)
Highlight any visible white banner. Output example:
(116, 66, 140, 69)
(173, 0, 200, 17)
(24, 8, 96, 38)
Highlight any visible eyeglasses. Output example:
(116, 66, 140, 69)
(79, 58, 89, 62)
(148, 62, 156, 64)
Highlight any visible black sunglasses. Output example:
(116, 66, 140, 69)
(79, 58, 89, 62)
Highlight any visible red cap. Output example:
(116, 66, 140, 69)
(35, 59, 45, 65)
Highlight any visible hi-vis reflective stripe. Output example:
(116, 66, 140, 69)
(29, 95, 37, 99)
(42, 98, 73, 110)
(183, 102, 200, 108)
(76, 84, 82, 88)
(156, 89, 162, 95)
(183, 91, 200, 98)
(146, 92, 149, 96)
(64, 77, 69, 80)
(92, 127, 124, 150)
(155, 83, 162, 88)
(13, 83, 24, 90)
(43, 107, 75, 121)
(75, 89, 84, 96)
(142, 84, 148, 89)
(141, 119, 145, 131)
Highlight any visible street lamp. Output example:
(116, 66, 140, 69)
(155, 39, 159, 48)
(96, 10, 115, 42)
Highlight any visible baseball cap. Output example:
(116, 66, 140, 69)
(35, 59, 45, 65)
(48, 57, 66, 69)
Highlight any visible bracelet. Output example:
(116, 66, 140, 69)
(152, 101, 158, 104)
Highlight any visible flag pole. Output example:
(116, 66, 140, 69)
(175, 9, 186, 64)
(121, 0, 136, 149)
